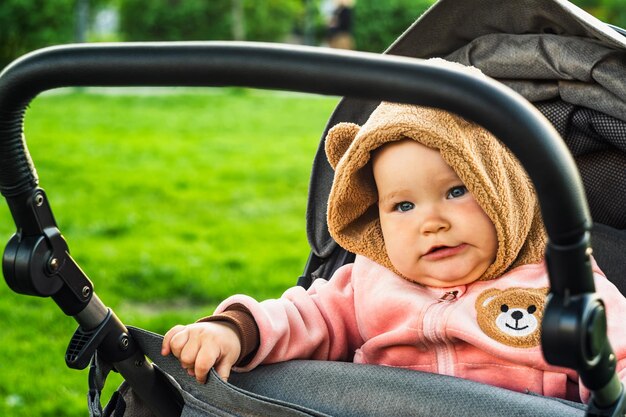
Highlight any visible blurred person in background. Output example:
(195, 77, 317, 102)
(326, 0, 355, 49)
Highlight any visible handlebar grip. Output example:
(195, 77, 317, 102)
(0, 107, 38, 197)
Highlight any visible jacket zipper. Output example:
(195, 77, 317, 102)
(423, 290, 458, 376)
(438, 290, 458, 302)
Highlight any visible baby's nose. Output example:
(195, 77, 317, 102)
(511, 311, 523, 320)
(420, 213, 450, 234)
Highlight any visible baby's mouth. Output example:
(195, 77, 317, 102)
(422, 244, 467, 260)
(426, 245, 447, 254)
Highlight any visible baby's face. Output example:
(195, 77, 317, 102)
(373, 139, 497, 287)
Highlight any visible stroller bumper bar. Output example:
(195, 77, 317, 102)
(0, 42, 623, 416)
(0, 41, 592, 244)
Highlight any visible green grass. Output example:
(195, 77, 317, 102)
(0, 88, 339, 416)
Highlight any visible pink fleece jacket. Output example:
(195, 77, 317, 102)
(215, 255, 626, 403)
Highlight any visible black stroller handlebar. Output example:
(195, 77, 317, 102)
(0, 42, 622, 416)
(0, 42, 589, 245)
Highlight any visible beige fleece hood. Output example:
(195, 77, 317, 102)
(325, 99, 546, 282)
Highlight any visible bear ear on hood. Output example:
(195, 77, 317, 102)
(325, 122, 361, 170)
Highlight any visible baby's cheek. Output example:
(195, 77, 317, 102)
(381, 225, 404, 257)
(465, 202, 498, 254)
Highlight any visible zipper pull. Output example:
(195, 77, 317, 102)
(438, 290, 458, 302)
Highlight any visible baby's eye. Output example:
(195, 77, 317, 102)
(395, 202, 414, 212)
(446, 186, 468, 199)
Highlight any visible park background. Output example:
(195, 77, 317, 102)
(0, 1, 623, 416)
(3, 0, 625, 68)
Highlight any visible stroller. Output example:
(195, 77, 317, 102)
(1, 0, 625, 415)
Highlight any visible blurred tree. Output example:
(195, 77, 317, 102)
(0, 0, 75, 69)
(295, 0, 327, 46)
(244, 0, 303, 42)
(352, 0, 435, 52)
(0, 0, 111, 70)
(118, 0, 303, 42)
(119, 0, 232, 41)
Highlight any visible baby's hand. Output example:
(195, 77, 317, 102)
(161, 322, 242, 383)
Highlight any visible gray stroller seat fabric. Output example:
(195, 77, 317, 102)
(113, 327, 586, 417)
(230, 362, 586, 417)
(535, 101, 626, 229)
(592, 223, 626, 292)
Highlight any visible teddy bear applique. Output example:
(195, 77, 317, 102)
(475, 287, 549, 348)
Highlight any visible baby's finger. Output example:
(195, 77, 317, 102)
(162, 325, 187, 356)
(168, 329, 191, 359)
(214, 359, 234, 382)
(194, 344, 219, 384)
(178, 334, 202, 370)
